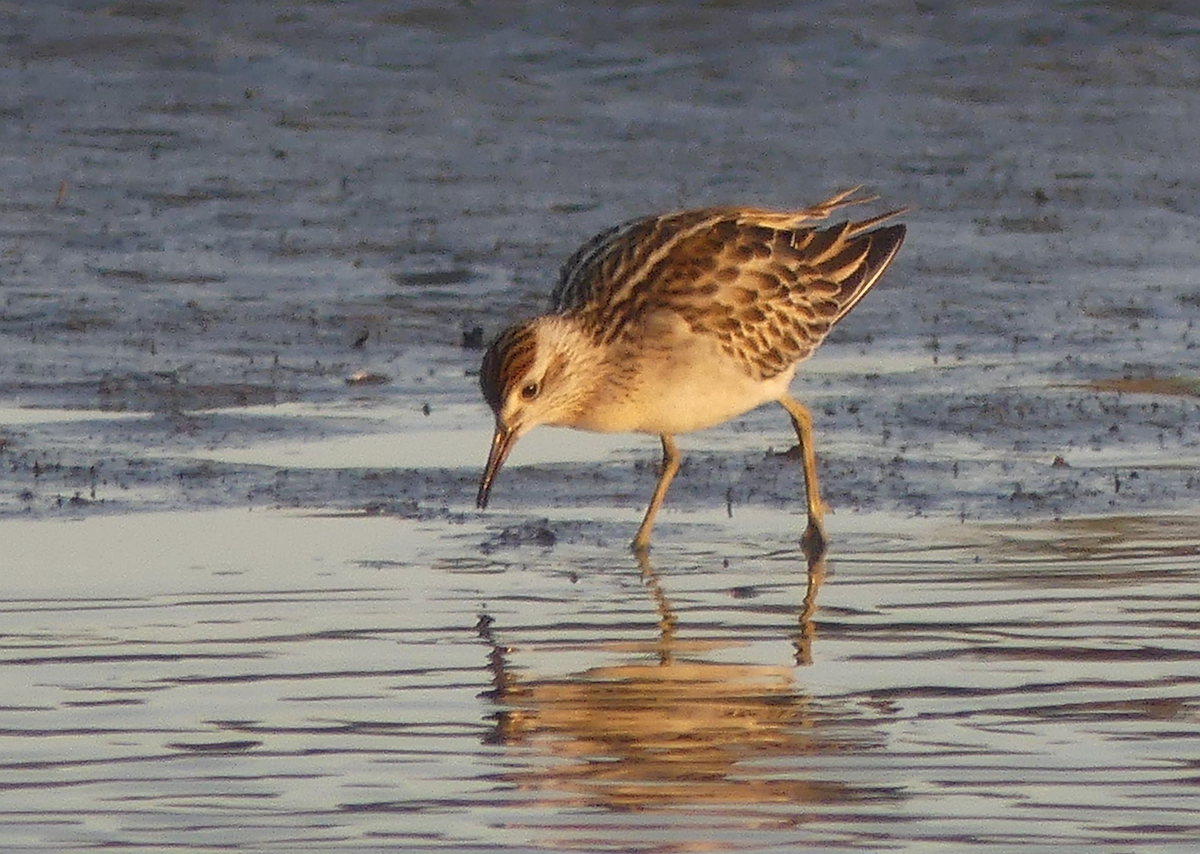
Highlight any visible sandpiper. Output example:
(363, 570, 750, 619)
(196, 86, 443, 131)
(476, 188, 906, 560)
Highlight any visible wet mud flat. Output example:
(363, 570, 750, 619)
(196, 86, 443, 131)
(1, 0, 1198, 527)
(3, 1, 1200, 852)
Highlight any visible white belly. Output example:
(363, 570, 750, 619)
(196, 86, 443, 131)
(574, 330, 799, 435)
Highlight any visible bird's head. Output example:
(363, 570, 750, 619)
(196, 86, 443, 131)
(476, 317, 596, 509)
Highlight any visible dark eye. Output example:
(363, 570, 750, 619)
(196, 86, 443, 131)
(520, 381, 540, 400)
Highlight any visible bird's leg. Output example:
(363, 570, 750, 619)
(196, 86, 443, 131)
(779, 396, 828, 564)
(632, 434, 680, 554)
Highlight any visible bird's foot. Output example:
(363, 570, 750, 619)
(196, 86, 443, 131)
(801, 520, 827, 567)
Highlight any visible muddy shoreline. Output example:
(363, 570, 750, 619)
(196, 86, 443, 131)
(3, 2, 1198, 537)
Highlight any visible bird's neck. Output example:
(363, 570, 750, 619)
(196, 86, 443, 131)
(532, 316, 622, 427)
(538, 316, 652, 431)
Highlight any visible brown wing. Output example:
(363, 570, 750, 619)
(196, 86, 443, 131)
(551, 210, 723, 313)
(680, 215, 906, 379)
(556, 190, 906, 380)
(552, 187, 881, 314)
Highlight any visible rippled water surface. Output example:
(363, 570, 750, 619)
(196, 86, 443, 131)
(4, 509, 1200, 853)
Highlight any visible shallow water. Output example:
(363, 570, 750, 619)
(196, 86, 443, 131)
(3, 510, 1200, 853)
(3, 0, 1200, 851)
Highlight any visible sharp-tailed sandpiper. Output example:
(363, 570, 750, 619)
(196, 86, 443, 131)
(476, 188, 906, 560)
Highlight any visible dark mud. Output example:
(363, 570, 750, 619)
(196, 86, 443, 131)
(2, 0, 1199, 532)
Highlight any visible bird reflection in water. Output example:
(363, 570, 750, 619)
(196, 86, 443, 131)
(476, 550, 889, 820)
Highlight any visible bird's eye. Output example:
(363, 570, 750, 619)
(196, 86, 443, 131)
(520, 381, 540, 401)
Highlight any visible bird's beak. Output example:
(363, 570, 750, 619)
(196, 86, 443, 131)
(477, 424, 518, 509)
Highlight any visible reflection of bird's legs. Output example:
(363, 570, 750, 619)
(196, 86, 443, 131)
(635, 550, 677, 665)
(794, 555, 827, 667)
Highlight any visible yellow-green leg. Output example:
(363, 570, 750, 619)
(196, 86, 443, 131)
(632, 434, 680, 554)
(779, 396, 828, 563)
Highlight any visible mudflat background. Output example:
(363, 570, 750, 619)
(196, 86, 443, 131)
(2, 2, 1200, 852)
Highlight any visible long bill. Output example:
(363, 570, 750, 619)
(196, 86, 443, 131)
(477, 425, 518, 509)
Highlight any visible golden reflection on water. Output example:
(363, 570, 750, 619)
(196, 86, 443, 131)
(476, 553, 878, 817)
